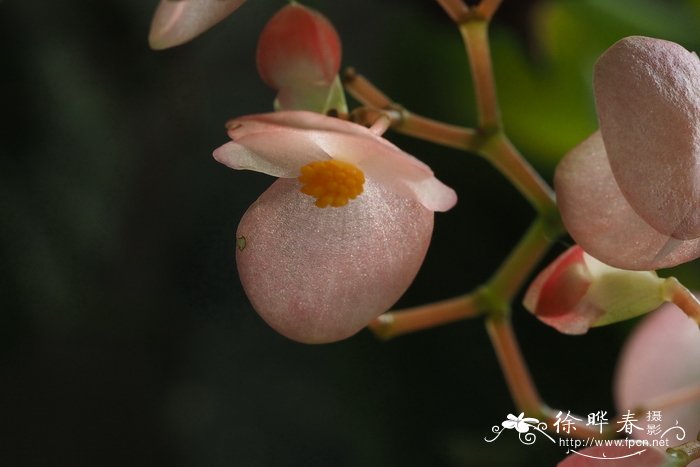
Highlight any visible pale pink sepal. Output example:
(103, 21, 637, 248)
(614, 303, 700, 448)
(555, 132, 700, 270)
(236, 177, 434, 344)
(557, 445, 667, 466)
(595, 36, 700, 239)
(149, 0, 246, 50)
(214, 111, 457, 212)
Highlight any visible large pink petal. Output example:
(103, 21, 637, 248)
(614, 303, 700, 455)
(149, 0, 245, 50)
(236, 177, 434, 344)
(555, 131, 700, 270)
(595, 36, 700, 239)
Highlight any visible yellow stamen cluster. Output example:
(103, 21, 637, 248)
(298, 159, 365, 208)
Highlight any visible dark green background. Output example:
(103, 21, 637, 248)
(2, 1, 699, 465)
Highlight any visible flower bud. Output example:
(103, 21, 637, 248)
(256, 4, 343, 112)
(524, 246, 666, 334)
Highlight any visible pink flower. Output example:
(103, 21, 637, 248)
(523, 245, 666, 334)
(555, 36, 700, 270)
(149, 0, 246, 50)
(256, 3, 342, 112)
(615, 302, 700, 450)
(557, 445, 667, 466)
(213, 111, 457, 343)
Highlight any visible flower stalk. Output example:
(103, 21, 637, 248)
(368, 292, 487, 340)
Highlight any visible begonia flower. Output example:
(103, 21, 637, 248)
(615, 302, 700, 453)
(256, 3, 344, 113)
(213, 111, 457, 343)
(149, 0, 245, 50)
(555, 36, 700, 270)
(523, 245, 667, 334)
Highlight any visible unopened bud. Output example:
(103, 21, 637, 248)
(524, 246, 666, 334)
(256, 3, 343, 112)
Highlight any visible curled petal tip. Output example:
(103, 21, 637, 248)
(149, 0, 246, 50)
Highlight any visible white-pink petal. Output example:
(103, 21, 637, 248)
(213, 131, 330, 178)
(555, 131, 700, 270)
(236, 177, 434, 343)
(219, 112, 457, 212)
(149, 0, 245, 50)
(595, 36, 700, 240)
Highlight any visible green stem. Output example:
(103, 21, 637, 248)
(667, 438, 700, 466)
(486, 218, 560, 311)
(460, 20, 501, 132)
(486, 316, 618, 439)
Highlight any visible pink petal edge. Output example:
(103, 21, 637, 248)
(149, 0, 246, 50)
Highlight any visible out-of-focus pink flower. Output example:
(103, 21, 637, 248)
(557, 445, 667, 466)
(523, 245, 666, 334)
(149, 0, 246, 50)
(555, 36, 700, 270)
(256, 3, 342, 112)
(615, 302, 700, 456)
(213, 111, 456, 343)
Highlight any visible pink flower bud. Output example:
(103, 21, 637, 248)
(524, 245, 666, 334)
(256, 4, 342, 111)
(149, 0, 246, 50)
(555, 37, 700, 270)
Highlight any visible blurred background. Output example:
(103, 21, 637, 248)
(2, 0, 700, 465)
